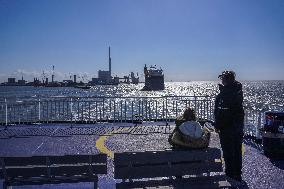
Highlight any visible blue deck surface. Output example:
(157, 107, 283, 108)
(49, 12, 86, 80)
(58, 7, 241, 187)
(0, 122, 283, 189)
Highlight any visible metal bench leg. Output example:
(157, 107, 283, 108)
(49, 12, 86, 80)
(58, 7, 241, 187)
(93, 181, 97, 189)
(3, 182, 11, 189)
(93, 176, 98, 189)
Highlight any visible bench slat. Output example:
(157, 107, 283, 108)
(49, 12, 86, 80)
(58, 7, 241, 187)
(51, 165, 107, 176)
(1, 156, 46, 166)
(6, 167, 47, 178)
(49, 154, 107, 164)
(114, 148, 221, 166)
(1, 154, 107, 167)
(3, 164, 107, 179)
(5, 176, 98, 187)
(115, 162, 222, 179)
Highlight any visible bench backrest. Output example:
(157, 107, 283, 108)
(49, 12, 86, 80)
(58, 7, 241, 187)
(114, 148, 222, 179)
(0, 154, 107, 179)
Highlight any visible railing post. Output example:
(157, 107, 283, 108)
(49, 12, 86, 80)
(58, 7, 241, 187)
(155, 100, 158, 121)
(103, 97, 105, 120)
(5, 98, 8, 127)
(131, 101, 134, 123)
(38, 98, 41, 122)
(70, 98, 73, 126)
(165, 97, 168, 122)
(124, 101, 127, 122)
(256, 111, 263, 139)
(113, 100, 116, 122)
(88, 101, 91, 122)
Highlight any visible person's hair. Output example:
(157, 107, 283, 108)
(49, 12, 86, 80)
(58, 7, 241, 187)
(218, 70, 236, 83)
(183, 107, 196, 121)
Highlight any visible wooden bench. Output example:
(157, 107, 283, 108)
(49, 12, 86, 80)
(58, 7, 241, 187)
(114, 148, 230, 189)
(0, 154, 107, 189)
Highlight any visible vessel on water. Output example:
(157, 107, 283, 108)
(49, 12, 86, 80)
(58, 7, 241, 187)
(142, 64, 165, 91)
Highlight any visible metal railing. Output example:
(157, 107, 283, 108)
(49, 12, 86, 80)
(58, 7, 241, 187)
(1, 96, 283, 139)
(0, 96, 214, 125)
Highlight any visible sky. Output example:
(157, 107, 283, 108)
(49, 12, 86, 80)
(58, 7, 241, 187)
(0, 0, 284, 82)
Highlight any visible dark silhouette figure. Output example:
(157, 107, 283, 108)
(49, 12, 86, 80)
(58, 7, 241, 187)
(214, 71, 245, 181)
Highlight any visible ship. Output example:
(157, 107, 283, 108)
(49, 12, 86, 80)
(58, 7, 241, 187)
(142, 64, 165, 91)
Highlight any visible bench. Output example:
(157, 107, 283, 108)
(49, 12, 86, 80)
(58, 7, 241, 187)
(0, 154, 107, 189)
(114, 148, 230, 189)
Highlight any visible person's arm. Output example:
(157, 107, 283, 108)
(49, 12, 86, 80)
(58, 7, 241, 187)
(214, 94, 220, 132)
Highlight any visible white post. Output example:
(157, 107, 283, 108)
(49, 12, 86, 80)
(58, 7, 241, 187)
(70, 98, 73, 124)
(5, 98, 8, 126)
(38, 99, 41, 122)
(256, 111, 262, 139)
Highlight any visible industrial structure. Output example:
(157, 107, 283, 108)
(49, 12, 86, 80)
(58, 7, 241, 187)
(1, 47, 141, 87)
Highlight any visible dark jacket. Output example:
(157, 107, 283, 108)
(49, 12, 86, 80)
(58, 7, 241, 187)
(214, 81, 244, 131)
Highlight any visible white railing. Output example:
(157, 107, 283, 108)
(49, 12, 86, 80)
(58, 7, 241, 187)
(0, 96, 214, 124)
(1, 96, 283, 138)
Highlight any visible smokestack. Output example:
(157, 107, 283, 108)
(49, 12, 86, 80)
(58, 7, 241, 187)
(52, 65, 55, 83)
(74, 75, 77, 83)
(109, 46, 111, 78)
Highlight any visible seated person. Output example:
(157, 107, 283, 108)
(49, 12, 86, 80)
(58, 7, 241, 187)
(168, 107, 211, 149)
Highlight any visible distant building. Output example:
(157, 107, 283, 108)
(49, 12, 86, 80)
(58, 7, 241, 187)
(89, 46, 119, 85)
(8, 78, 16, 84)
(18, 76, 26, 85)
(98, 70, 111, 81)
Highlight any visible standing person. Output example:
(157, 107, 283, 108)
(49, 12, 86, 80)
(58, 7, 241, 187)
(214, 71, 244, 182)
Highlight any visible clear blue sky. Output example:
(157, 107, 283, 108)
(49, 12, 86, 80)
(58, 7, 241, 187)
(0, 0, 284, 82)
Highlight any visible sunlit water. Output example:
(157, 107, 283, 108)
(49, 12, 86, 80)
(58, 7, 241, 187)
(1, 81, 283, 109)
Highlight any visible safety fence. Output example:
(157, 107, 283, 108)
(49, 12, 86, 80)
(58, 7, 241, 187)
(0, 96, 214, 125)
(0, 96, 283, 139)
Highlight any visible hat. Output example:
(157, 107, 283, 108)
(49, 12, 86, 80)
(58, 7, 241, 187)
(218, 70, 236, 80)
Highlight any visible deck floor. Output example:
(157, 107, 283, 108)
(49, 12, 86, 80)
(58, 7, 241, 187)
(0, 122, 283, 189)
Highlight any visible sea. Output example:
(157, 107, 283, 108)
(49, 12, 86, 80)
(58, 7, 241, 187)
(0, 81, 283, 110)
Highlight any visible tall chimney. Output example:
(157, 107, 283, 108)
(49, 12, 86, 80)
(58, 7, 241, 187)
(74, 75, 77, 83)
(109, 46, 111, 78)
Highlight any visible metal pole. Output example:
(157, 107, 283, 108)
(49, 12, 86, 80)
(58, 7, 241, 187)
(114, 101, 116, 122)
(103, 98, 105, 119)
(175, 101, 178, 118)
(138, 100, 141, 118)
(96, 101, 98, 121)
(165, 97, 168, 121)
(70, 98, 73, 124)
(109, 100, 112, 121)
(162, 101, 165, 121)
(155, 100, 158, 121)
(124, 101, 127, 122)
(38, 99, 41, 122)
(47, 101, 49, 123)
(120, 100, 123, 122)
(81, 101, 84, 121)
(88, 101, 91, 122)
(131, 101, 134, 123)
(256, 111, 262, 139)
(5, 98, 7, 127)
(145, 100, 147, 121)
